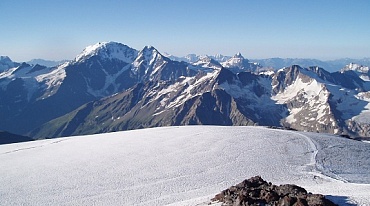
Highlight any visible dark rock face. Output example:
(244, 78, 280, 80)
(211, 176, 337, 206)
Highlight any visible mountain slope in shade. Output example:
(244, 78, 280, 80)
(0, 42, 140, 134)
(0, 131, 33, 144)
(2, 126, 370, 205)
(31, 68, 286, 138)
(0, 42, 199, 135)
(2, 41, 370, 139)
(31, 62, 370, 139)
(340, 63, 370, 81)
(0, 56, 19, 72)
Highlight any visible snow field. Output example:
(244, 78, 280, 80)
(0, 126, 369, 206)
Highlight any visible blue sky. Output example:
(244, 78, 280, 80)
(1, 0, 369, 61)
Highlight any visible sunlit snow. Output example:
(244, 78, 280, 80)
(74, 42, 137, 63)
(1, 126, 369, 206)
(36, 62, 67, 89)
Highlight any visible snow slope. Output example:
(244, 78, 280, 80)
(0, 126, 369, 206)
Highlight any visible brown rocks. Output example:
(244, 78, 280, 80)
(211, 176, 337, 206)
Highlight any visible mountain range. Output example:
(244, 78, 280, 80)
(1, 41, 370, 140)
(26, 59, 69, 68)
(164, 53, 370, 73)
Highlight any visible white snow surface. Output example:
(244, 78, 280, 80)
(35, 62, 68, 89)
(74, 42, 138, 63)
(259, 70, 275, 76)
(351, 92, 370, 123)
(1, 126, 370, 206)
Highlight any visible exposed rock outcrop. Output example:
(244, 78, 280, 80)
(211, 176, 337, 206)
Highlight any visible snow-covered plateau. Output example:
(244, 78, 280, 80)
(0, 126, 369, 206)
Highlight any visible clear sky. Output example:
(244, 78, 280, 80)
(1, 0, 369, 61)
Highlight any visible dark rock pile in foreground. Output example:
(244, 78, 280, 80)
(211, 176, 337, 206)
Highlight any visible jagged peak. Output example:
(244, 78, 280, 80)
(340, 63, 370, 82)
(289, 64, 303, 70)
(138, 45, 163, 58)
(134, 45, 168, 67)
(0, 56, 13, 62)
(140, 45, 161, 54)
(307, 66, 328, 73)
(342, 62, 369, 72)
(233, 52, 244, 59)
(0, 56, 18, 72)
(278, 65, 334, 83)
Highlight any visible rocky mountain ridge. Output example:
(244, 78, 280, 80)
(1, 42, 370, 139)
(165, 54, 370, 73)
(31, 64, 370, 139)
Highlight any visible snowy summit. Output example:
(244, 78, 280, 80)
(74, 41, 138, 63)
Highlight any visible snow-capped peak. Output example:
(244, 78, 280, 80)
(132, 45, 167, 72)
(341, 63, 370, 81)
(233, 52, 244, 59)
(342, 63, 369, 73)
(222, 53, 250, 69)
(136, 46, 164, 62)
(141, 45, 161, 54)
(75, 42, 110, 61)
(192, 56, 222, 70)
(74, 41, 138, 63)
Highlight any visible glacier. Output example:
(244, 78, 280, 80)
(0, 126, 369, 205)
